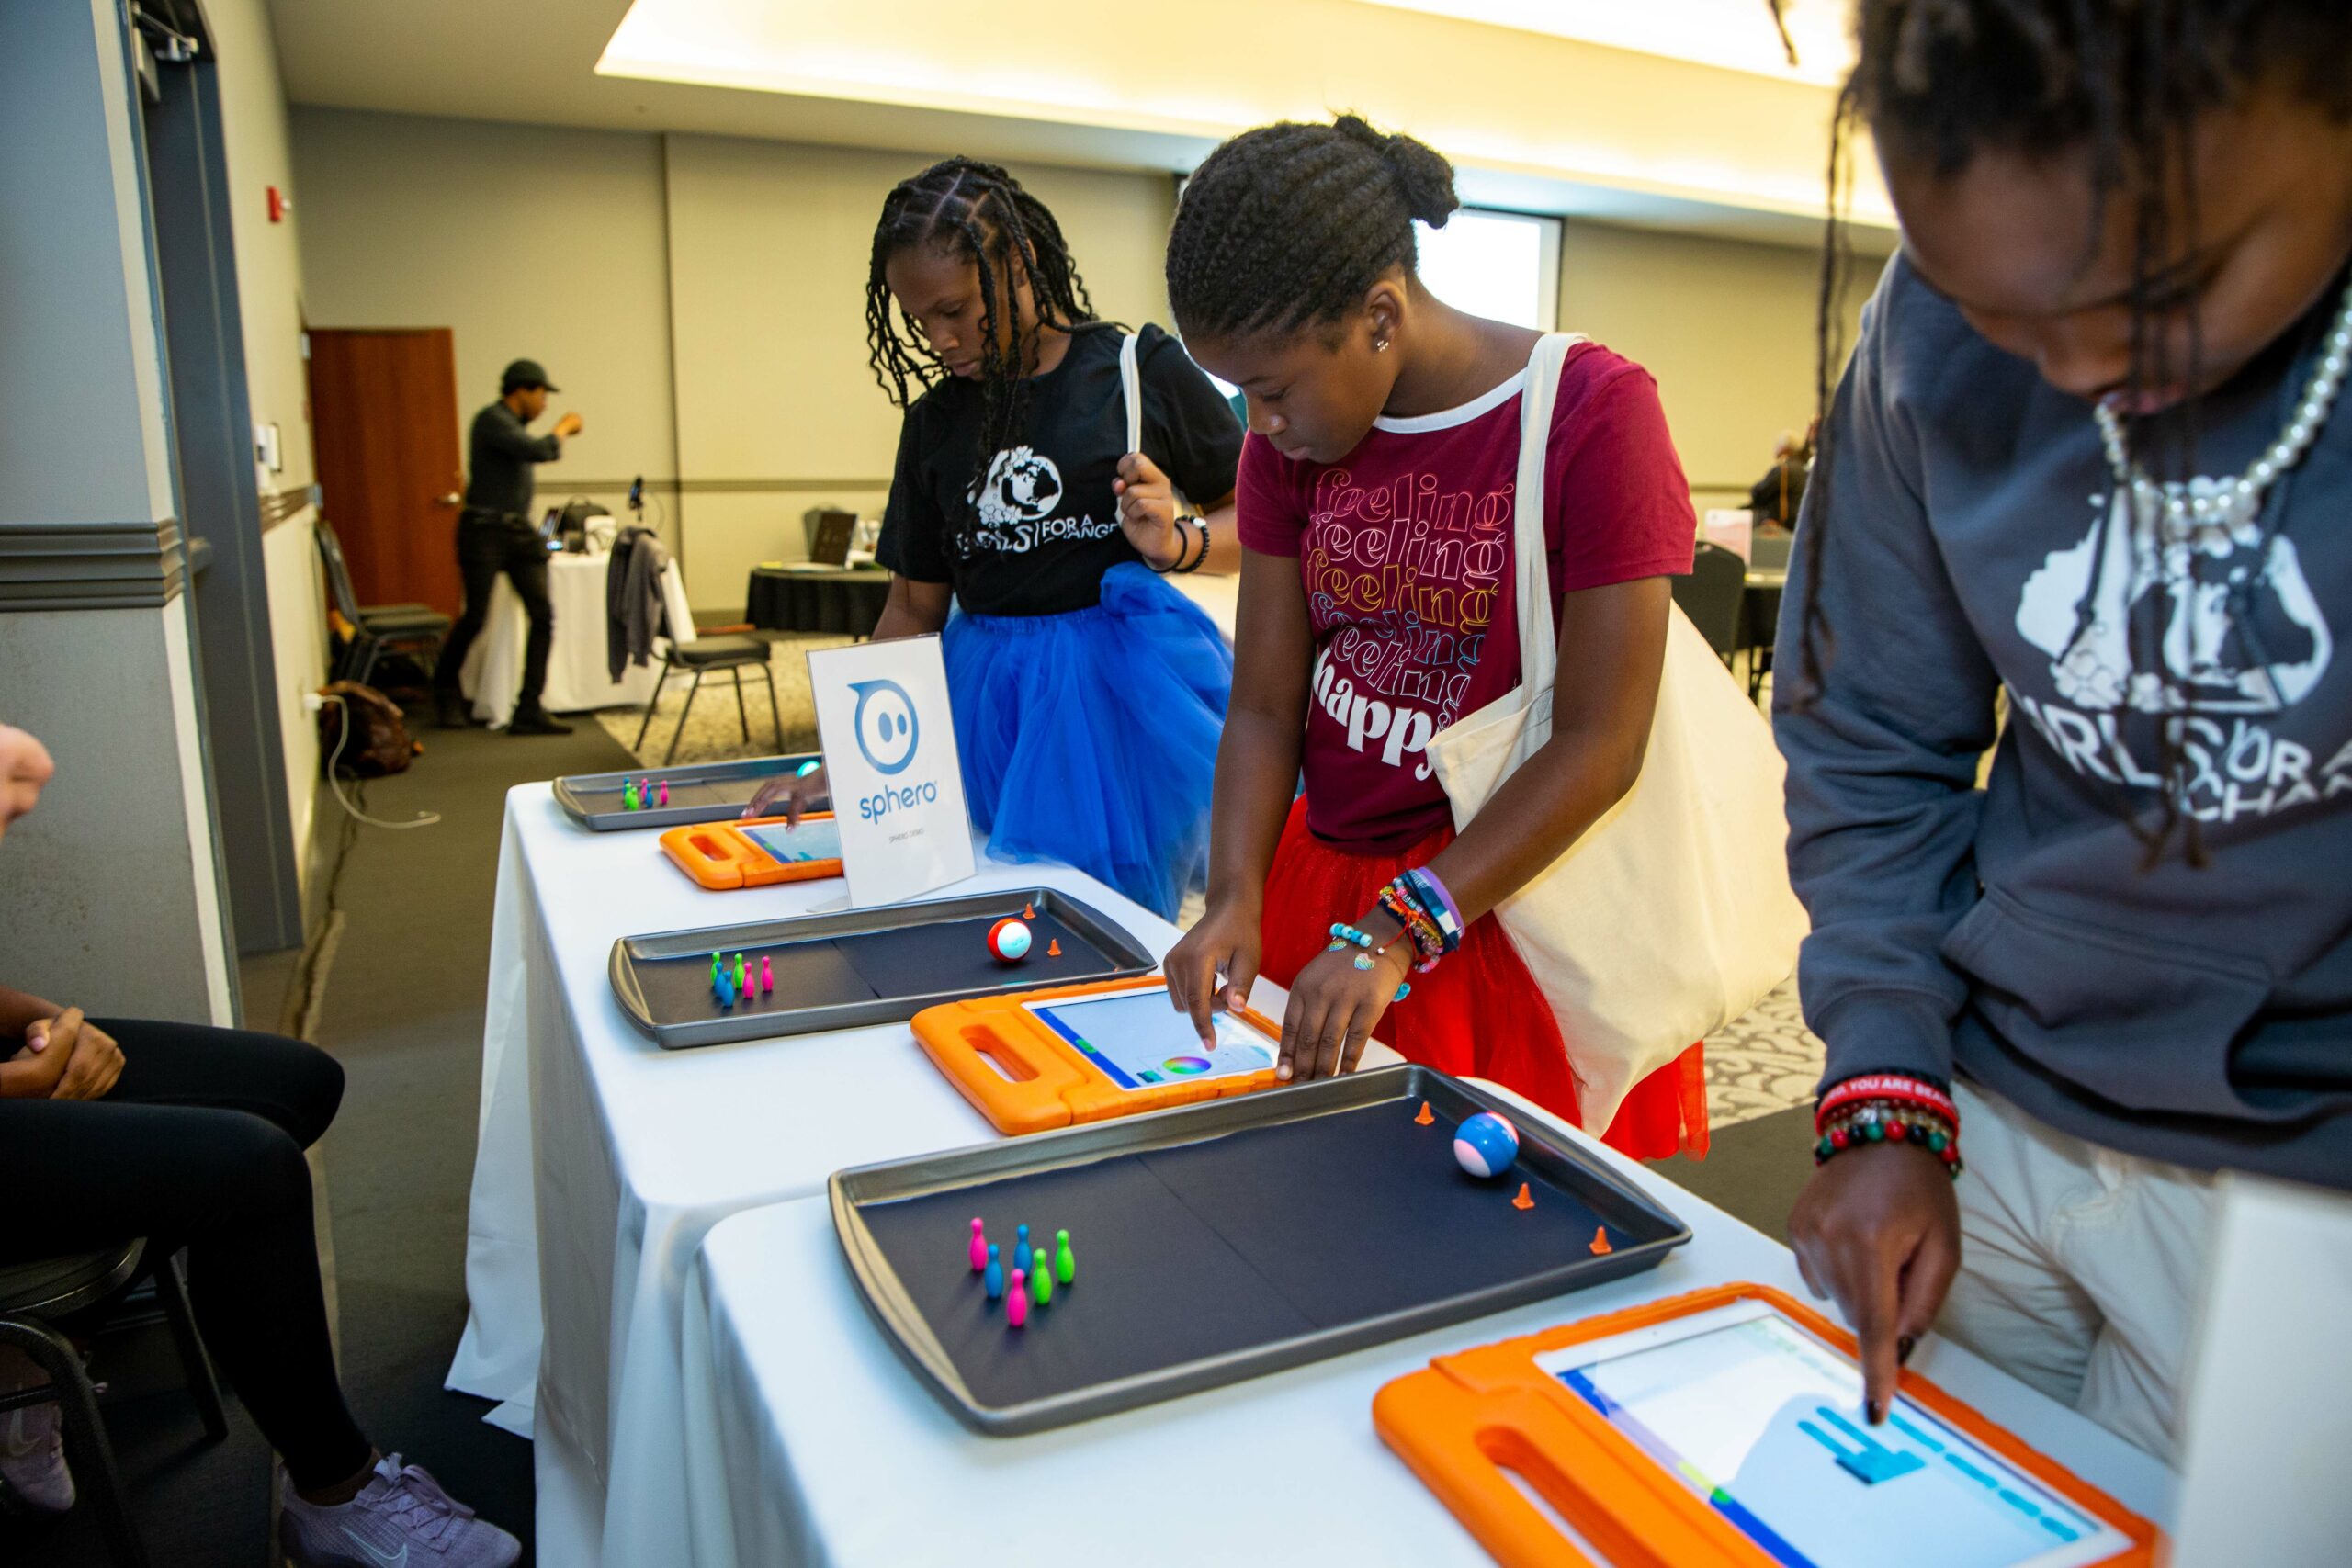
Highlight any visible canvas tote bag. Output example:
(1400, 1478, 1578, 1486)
(1424, 333, 1809, 1134)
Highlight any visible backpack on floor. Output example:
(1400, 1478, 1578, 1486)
(318, 681, 419, 777)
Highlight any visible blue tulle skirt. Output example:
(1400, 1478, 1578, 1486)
(944, 564, 1232, 920)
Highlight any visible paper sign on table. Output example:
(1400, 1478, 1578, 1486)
(1702, 508, 1756, 563)
(807, 635, 976, 908)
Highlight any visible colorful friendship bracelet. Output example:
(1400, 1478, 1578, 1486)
(1374, 885, 1446, 972)
(1400, 865, 1464, 944)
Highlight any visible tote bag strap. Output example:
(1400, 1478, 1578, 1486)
(1508, 333, 1588, 695)
(1118, 330, 1143, 456)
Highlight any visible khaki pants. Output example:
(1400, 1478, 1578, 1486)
(1940, 1083, 2217, 1462)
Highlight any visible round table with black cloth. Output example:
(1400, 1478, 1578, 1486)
(744, 567, 892, 637)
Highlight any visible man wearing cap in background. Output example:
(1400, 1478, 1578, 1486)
(433, 358, 584, 734)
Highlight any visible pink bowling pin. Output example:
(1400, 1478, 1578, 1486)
(658, 781, 670, 807)
(968, 1218, 989, 1271)
(1006, 1269, 1029, 1327)
(760, 955, 774, 995)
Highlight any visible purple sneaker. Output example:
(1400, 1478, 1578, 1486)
(0, 1402, 74, 1514)
(279, 1454, 519, 1568)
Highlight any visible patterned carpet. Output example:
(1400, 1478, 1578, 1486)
(1701, 975, 1822, 1127)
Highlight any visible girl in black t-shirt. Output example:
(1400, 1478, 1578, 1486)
(750, 159, 1243, 919)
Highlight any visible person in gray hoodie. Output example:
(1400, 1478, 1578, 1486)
(1773, 0, 2352, 1462)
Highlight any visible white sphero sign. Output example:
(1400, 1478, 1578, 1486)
(808, 637, 975, 907)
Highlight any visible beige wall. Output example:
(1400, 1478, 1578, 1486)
(1557, 220, 1877, 510)
(290, 108, 1182, 607)
(288, 106, 1879, 610)
(290, 107, 679, 536)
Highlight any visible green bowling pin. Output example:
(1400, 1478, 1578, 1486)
(1054, 1228, 1074, 1285)
(1030, 1251, 1052, 1307)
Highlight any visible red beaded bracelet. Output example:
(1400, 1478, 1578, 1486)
(1815, 1101, 1963, 1179)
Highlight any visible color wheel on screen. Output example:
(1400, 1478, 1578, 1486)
(1025, 989, 1277, 1092)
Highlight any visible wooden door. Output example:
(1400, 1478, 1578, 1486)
(307, 328, 466, 615)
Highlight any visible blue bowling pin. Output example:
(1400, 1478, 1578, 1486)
(1013, 1224, 1032, 1273)
(983, 1244, 1004, 1300)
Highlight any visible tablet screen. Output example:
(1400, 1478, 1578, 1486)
(741, 819, 842, 864)
(1535, 1302, 2132, 1568)
(1026, 987, 1276, 1091)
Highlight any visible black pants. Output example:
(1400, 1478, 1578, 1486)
(0, 1021, 369, 1491)
(435, 514, 554, 712)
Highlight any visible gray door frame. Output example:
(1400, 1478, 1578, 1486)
(137, 0, 305, 954)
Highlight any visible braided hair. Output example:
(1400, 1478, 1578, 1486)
(865, 158, 1098, 550)
(1165, 115, 1460, 342)
(1790, 0, 2352, 856)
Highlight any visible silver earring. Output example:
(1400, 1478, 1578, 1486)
(1374, 338, 1390, 353)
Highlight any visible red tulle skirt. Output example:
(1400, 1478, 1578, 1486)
(1259, 797, 1709, 1162)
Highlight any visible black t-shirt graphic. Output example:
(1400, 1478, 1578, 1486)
(876, 322, 1244, 616)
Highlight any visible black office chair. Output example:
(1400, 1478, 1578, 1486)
(314, 521, 453, 684)
(1671, 541, 1747, 670)
(0, 1241, 229, 1567)
(631, 612, 785, 767)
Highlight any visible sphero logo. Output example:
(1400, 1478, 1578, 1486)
(849, 680, 920, 774)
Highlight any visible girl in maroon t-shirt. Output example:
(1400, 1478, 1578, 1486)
(1161, 117, 1705, 1159)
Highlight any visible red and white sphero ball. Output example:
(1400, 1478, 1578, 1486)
(1453, 1111, 1520, 1179)
(986, 917, 1033, 964)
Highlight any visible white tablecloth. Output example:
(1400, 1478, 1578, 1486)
(445, 785, 1374, 1565)
(678, 1084, 2176, 1567)
(458, 551, 694, 724)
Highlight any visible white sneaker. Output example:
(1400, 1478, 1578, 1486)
(0, 1402, 75, 1514)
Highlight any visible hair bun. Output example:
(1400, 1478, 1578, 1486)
(1331, 113, 1460, 230)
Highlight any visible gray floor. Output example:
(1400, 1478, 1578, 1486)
(8, 703, 1820, 1565)
(8, 711, 633, 1567)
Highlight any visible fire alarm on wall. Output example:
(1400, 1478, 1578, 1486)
(267, 186, 288, 222)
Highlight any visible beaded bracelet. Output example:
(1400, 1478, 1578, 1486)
(1814, 1101, 1963, 1179)
(1175, 517, 1210, 574)
(1326, 923, 1411, 1003)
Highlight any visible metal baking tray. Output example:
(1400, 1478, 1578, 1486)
(608, 885, 1156, 1049)
(831, 1063, 1690, 1435)
(554, 752, 821, 831)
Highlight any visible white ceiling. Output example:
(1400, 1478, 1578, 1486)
(1348, 0, 1855, 86)
(266, 0, 1894, 250)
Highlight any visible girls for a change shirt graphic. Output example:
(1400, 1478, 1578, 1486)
(1238, 343, 1695, 852)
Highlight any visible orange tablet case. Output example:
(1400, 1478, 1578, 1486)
(911, 976, 1284, 1134)
(658, 814, 844, 890)
(1373, 1282, 2159, 1568)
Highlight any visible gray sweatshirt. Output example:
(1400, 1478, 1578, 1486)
(1774, 254, 2351, 1191)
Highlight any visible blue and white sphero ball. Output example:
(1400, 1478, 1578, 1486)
(1453, 1111, 1520, 1179)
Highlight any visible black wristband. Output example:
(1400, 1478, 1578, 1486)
(1174, 517, 1209, 574)
(1146, 519, 1191, 575)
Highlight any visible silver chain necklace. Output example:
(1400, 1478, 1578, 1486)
(2093, 276, 2352, 540)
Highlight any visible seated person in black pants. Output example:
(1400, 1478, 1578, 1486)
(0, 726, 518, 1567)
